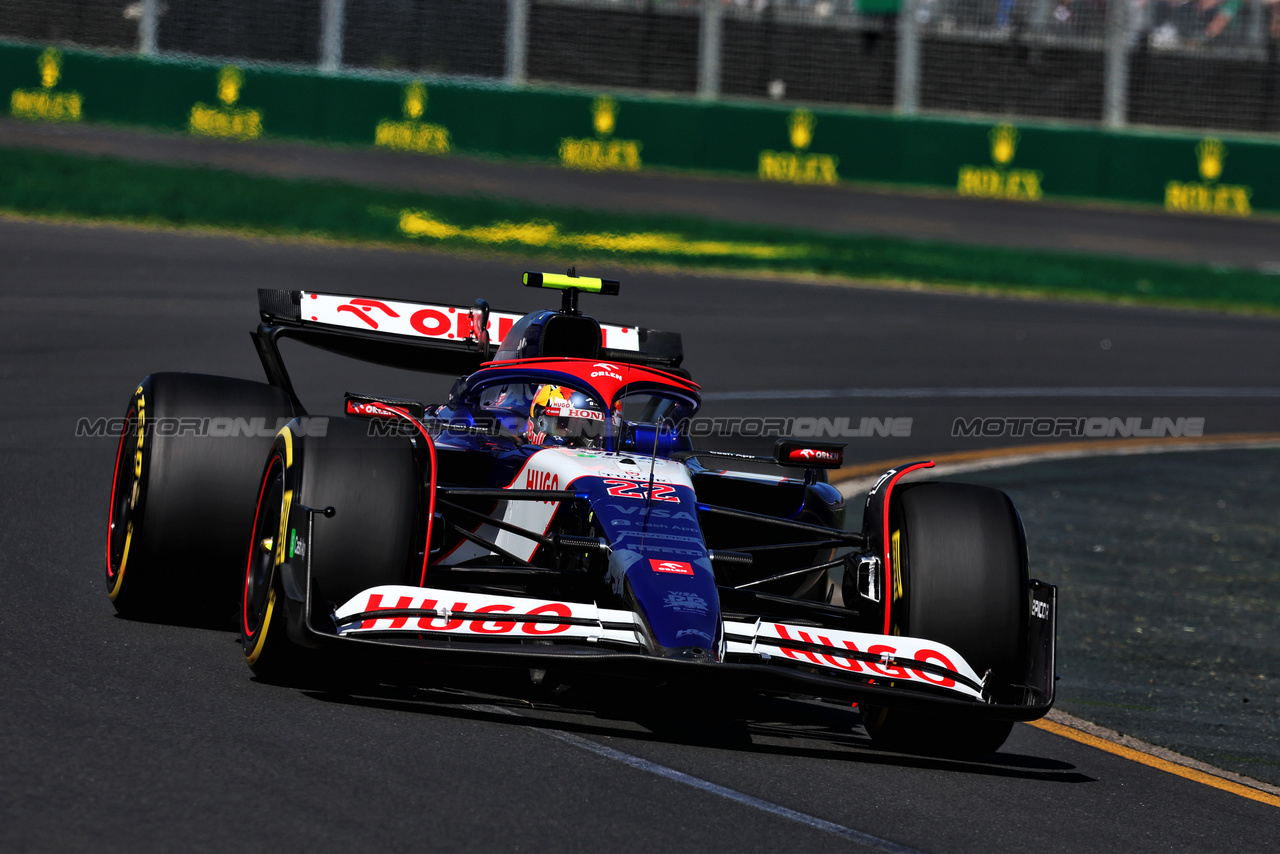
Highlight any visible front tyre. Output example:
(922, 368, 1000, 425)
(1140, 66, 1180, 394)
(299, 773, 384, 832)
(862, 481, 1028, 758)
(241, 446, 301, 680)
(240, 418, 419, 684)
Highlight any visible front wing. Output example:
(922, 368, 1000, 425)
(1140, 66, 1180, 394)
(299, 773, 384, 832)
(290, 580, 1056, 721)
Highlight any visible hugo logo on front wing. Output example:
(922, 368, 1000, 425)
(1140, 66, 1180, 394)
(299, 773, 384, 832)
(772, 624, 960, 688)
(358, 592, 573, 635)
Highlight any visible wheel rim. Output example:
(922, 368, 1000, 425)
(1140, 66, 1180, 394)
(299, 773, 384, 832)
(105, 407, 138, 597)
(243, 452, 285, 650)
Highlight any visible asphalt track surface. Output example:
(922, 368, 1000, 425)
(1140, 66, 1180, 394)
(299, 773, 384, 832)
(6, 116, 1280, 269)
(3, 217, 1279, 852)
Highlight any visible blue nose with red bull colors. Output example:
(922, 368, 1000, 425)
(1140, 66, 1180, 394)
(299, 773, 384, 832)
(585, 478, 722, 658)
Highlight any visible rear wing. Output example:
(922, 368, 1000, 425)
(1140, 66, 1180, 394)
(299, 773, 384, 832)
(253, 289, 684, 410)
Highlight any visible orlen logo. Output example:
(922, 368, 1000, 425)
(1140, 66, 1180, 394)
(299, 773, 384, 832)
(649, 559, 694, 575)
(590, 362, 624, 381)
(525, 469, 559, 491)
(346, 400, 396, 418)
(337, 299, 399, 330)
(312, 295, 518, 343)
(789, 448, 841, 464)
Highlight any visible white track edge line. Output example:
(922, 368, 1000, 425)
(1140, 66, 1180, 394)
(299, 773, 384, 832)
(702, 387, 1280, 401)
(469, 703, 926, 854)
(832, 438, 1280, 795)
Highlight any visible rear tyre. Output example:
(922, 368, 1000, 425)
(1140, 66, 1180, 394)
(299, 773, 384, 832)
(241, 417, 419, 686)
(861, 482, 1028, 758)
(105, 373, 293, 623)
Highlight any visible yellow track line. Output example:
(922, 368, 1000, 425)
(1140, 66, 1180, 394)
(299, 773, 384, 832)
(831, 432, 1280, 483)
(834, 436, 1280, 807)
(1029, 718, 1280, 809)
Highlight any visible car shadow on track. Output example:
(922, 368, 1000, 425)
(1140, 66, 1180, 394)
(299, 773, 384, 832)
(296, 680, 1095, 785)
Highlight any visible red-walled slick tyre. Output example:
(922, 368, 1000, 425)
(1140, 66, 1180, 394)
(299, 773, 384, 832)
(105, 373, 294, 623)
(241, 418, 419, 684)
(861, 481, 1029, 758)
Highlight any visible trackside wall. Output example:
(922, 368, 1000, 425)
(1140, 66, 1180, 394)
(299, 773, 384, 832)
(3, 40, 1278, 217)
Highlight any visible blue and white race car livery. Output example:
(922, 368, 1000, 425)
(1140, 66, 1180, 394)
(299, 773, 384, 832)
(105, 270, 1055, 757)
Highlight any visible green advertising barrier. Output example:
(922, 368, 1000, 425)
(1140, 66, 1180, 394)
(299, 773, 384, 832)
(2, 40, 1276, 218)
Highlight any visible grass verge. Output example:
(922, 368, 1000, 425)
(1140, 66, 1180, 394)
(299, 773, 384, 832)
(3, 145, 1278, 312)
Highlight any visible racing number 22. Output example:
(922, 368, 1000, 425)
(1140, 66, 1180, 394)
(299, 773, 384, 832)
(602, 479, 679, 503)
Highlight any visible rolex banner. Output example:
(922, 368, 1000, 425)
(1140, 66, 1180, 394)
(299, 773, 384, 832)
(0, 40, 1275, 217)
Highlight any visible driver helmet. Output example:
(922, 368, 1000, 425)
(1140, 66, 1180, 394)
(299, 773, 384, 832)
(525, 384, 607, 448)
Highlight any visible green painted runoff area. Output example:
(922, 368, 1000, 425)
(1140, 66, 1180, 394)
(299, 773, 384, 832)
(3, 146, 1278, 313)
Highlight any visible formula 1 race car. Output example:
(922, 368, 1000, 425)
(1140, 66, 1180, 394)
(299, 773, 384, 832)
(105, 271, 1056, 757)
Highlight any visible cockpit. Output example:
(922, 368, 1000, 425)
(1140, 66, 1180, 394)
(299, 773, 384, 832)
(456, 368, 699, 455)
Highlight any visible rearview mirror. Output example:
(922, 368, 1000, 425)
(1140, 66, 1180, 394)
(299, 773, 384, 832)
(773, 439, 845, 469)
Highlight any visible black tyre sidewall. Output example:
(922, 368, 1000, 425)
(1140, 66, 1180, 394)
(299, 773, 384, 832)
(895, 481, 1027, 696)
(863, 481, 1028, 757)
(105, 373, 294, 623)
(283, 416, 419, 620)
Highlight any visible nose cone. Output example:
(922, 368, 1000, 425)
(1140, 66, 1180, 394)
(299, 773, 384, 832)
(580, 463, 720, 658)
(609, 550, 722, 659)
(656, 645, 716, 663)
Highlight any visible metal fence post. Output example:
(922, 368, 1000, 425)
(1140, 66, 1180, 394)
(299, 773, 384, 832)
(506, 0, 530, 85)
(1247, 0, 1265, 47)
(698, 0, 723, 100)
(319, 0, 345, 73)
(895, 0, 920, 115)
(1103, 0, 1128, 128)
(138, 0, 158, 56)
